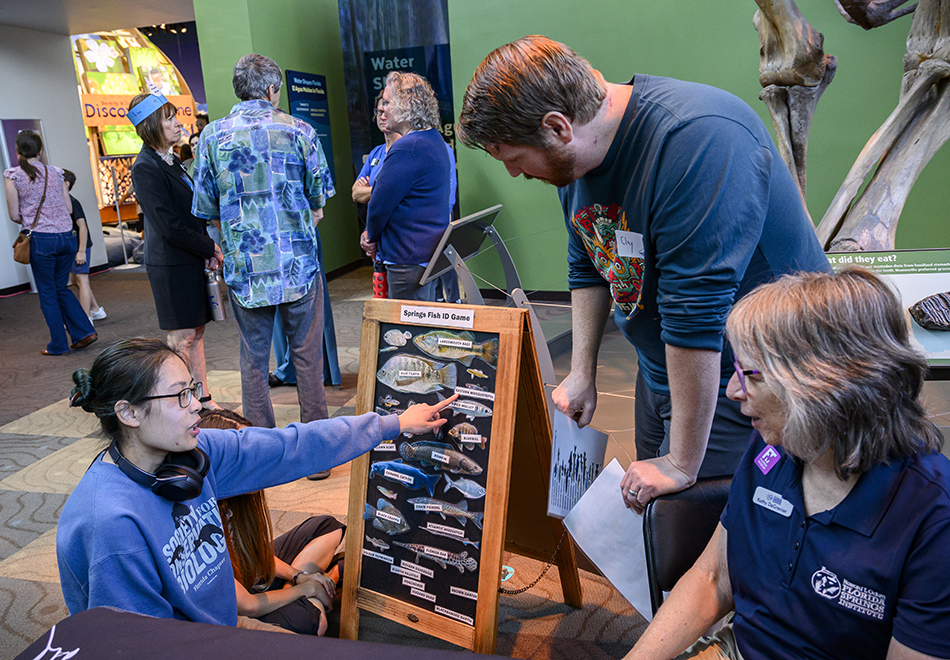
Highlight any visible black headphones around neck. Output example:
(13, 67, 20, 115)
(108, 442, 209, 502)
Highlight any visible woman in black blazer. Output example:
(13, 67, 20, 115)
(129, 92, 223, 408)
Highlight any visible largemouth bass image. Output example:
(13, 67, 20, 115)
(413, 330, 498, 368)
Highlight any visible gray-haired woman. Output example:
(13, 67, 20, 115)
(627, 268, 950, 660)
(360, 71, 452, 301)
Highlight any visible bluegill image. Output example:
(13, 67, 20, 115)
(413, 330, 499, 368)
(447, 422, 487, 451)
(377, 354, 457, 394)
(363, 498, 410, 536)
(399, 441, 483, 476)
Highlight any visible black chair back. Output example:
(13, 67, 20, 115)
(642, 476, 732, 615)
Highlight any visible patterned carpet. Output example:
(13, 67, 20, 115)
(0, 267, 648, 660)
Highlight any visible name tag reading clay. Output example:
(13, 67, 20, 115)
(615, 230, 645, 259)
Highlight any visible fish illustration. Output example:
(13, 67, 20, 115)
(375, 399, 443, 440)
(449, 398, 493, 421)
(423, 525, 480, 549)
(380, 346, 398, 353)
(377, 354, 457, 395)
(447, 423, 487, 451)
(365, 535, 391, 550)
(391, 541, 478, 573)
(467, 368, 488, 379)
(377, 486, 398, 499)
(407, 496, 484, 529)
(383, 329, 413, 346)
(399, 441, 483, 476)
(370, 459, 442, 496)
(413, 330, 498, 368)
(463, 383, 488, 392)
(379, 394, 401, 408)
(443, 475, 487, 500)
(363, 498, 411, 536)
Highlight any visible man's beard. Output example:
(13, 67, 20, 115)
(525, 145, 576, 187)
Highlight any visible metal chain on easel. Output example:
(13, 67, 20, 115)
(498, 529, 570, 595)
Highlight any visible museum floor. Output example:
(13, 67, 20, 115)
(0, 266, 947, 660)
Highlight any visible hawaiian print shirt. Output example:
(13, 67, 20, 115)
(192, 100, 335, 308)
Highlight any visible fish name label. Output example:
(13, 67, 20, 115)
(435, 606, 474, 626)
(437, 337, 473, 348)
(458, 434, 483, 444)
(391, 565, 422, 580)
(400, 305, 475, 329)
(452, 401, 484, 412)
(411, 588, 437, 603)
(383, 469, 414, 484)
(431, 451, 451, 464)
(362, 549, 394, 564)
(450, 586, 479, 601)
(403, 577, 427, 590)
(376, 511, 402, 524)
(454, 387, 495, 402)
(401, 560, 435, 579)
(398, 370, 422, 378)
(414, 503, 443, 512)
(427, 522, 463, 538)
(424, 546, 450, 559)
(376, 442, 396, 452)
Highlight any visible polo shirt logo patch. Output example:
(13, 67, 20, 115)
(752, 486, 793, 517)
(811, 567, 886, 620)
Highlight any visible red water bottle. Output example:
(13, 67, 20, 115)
(372, 261, 388, 299)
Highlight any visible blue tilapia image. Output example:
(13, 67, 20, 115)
(407, 496, 484, 529)
(412, 330, 499, 368)
(377, 354, 457, 394)
(399, 441, 483, 476)
(391, 541, 478, 572)
(370, 459, 441, 496)
(443, 475, 486, 500)
(363, 498, 410, 536)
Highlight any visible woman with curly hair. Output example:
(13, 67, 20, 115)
(360, 71, 452, 301)
(199, 408, 343, 635)
(129, 92, 223, 408)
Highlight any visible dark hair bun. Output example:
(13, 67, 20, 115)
(70, 369, 94, 412)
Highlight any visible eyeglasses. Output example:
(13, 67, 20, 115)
(733, 359, 761, 397)
(141, 382, 203, 408)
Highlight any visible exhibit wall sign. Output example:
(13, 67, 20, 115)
(285, 70, 336, 182)
(827, 249, 950, 365)
(80, 94, 196, 127)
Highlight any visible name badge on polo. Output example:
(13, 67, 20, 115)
(371, 157, 381, 167)
(615, 230, 644, 259)
(753, 486, 793, 517)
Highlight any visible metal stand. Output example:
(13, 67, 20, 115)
(110, 166, 139, 271)
(446, 224, 523, 306)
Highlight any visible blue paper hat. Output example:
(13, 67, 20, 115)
(127, 92, 169, 127)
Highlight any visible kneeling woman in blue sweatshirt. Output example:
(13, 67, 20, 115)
(57, 337, 453, 626)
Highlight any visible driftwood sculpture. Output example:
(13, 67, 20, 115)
(752, 0, 950, 252)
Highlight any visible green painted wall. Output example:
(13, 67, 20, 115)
(448, 1, 950, 291)
(193, 0, 361, 273)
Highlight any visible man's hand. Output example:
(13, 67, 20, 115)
(352, 176, 372, 203)
(552, 371, 598, 428)
(312, 207, 324, 225)
(360, 230, 377, 259)
(205, 243, 223, 270)
(620, 455, 696, 515)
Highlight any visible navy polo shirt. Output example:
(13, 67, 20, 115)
(722, 433, 950, 659)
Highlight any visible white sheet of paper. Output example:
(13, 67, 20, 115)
(547, 411, 609, 519)
(563, 458, 654, 620)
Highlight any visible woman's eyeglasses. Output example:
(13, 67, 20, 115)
(733, 359, 761, 397)
(141, 382, 203, 408)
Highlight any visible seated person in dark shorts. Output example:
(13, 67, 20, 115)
(199, 408, 343, 635)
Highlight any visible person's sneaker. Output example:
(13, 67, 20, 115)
(307, 470, 331, 481)
(90, 307, 107, 320)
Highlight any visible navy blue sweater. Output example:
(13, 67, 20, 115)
(366, 129, 451, 264)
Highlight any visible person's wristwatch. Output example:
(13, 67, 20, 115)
(292, 571, 310, 586)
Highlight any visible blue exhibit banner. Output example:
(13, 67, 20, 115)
(285, 69, 336, 182)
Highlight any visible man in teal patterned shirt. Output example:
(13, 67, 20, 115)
(193, 53, 335, 431)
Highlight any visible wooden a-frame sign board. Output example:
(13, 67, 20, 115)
(340, 299, 582, 654)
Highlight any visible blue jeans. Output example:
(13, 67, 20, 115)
(230, 276, 327, 427)
(386, 264, 438, 302)
(30, 231, 95, 354)
(634, 371, 751, 478)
